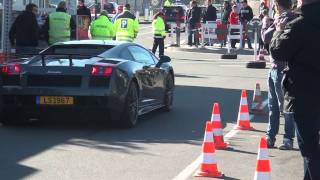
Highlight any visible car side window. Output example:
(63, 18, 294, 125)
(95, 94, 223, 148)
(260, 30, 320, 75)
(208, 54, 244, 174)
(119, 48, 134, 61)
(128, 46, 155, 65)
(150, 53, 159, 64)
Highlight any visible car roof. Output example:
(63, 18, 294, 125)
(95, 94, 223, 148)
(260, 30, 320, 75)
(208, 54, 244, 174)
(57, 40, 126, 46)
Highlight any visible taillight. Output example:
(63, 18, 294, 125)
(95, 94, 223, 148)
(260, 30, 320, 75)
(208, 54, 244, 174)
(91, 66, 113, 76)
(180, 16, 185, 20)
(1, 64, 21, 75)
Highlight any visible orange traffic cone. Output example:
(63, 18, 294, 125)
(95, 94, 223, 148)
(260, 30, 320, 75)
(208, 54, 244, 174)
(254, 137, 271, 180)
(211, 103, 228, 149)
(235, 90, 254, 130)
(251, 83, 265, 114)
(194, 121, 223, 178)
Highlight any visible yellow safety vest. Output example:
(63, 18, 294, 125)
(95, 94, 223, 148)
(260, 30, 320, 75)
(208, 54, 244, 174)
(49, 12, 71, 44)
(90, 16, 114, 40)
(152, 17, 166, 38)
(164, 0, 172, 7)
(114, 11, 139, 42)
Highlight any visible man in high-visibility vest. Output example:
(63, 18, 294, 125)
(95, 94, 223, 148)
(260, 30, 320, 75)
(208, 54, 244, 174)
(90, 11, 115, 40)
(152, 12, 166, 57)
(164, 0, 172, 7)
(42, 1, 76, 45)
(114, 4, 139, 42)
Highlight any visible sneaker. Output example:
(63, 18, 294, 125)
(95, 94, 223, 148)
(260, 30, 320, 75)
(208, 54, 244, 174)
(278, 140, 293, 150)
(266, 137, 275, 148)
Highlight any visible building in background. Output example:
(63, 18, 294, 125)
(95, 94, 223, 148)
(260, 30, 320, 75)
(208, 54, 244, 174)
(0, 0, 78, 53)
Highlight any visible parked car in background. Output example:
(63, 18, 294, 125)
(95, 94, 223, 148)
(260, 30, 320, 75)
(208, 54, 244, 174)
(162, 5, 187, 32)
(88, 1, 120, 19)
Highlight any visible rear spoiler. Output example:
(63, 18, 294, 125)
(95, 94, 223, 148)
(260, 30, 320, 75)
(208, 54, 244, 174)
(19, 53, 104, 67)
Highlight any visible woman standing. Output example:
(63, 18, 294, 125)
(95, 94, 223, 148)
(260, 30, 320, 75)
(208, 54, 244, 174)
(228, 5, 240, 48)
(152, 12, 166, 57)
(221, 1, 232, 46)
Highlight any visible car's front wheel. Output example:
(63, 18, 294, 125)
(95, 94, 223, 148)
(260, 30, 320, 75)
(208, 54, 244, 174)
(120, 82, 139, 128)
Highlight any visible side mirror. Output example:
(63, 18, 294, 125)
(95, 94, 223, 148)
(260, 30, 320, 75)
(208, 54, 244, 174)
(156, 55, 171, 67)
(160, 55, 171, 63)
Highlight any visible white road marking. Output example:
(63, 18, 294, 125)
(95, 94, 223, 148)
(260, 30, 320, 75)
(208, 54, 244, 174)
(219, 65, 246, 67)
(139, 31, 153, 35)
(173, 61, 250, 64)
(165, 40, 186, 48)
(172, 128, 240, 180)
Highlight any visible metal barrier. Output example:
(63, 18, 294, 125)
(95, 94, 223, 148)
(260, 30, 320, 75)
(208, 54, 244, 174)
(228, 24, 243, 50)
(201, 21, 218, 48)
(168, 22, 181, 47)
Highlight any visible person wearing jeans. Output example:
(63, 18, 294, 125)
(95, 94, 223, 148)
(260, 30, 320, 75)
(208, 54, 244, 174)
(187, 0, 201, 46)
(265, 0, 297, 150)
(266, 68, 296, 150)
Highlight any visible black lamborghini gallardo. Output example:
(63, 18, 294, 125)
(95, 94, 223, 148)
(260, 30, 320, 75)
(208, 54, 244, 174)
(0, 40, 175, 127)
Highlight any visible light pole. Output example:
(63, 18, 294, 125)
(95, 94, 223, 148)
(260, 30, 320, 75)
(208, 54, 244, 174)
(3, 0, 12, 55)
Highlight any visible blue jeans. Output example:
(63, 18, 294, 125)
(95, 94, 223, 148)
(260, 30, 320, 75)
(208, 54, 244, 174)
(187, 24, 199, 46)
(266, 68, 296, 141)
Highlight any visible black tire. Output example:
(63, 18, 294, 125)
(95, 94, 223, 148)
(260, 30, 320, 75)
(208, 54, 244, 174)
(221, 54, 237, 59)
(120, 82, 139, 128)
(246, 61, 266, 69)
(162, 74, 174, 112)
(0, 109, 28, 126)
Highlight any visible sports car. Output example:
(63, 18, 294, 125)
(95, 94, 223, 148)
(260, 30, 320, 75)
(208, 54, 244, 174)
(0, 40, 175, 128)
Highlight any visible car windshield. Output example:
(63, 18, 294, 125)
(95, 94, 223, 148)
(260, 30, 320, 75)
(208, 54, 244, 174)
(29, 45, 115, 66)
(42, 45, 114, 58)
(163, 7, 184, 19)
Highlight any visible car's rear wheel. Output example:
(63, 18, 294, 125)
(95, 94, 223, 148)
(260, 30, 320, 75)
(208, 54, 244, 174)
(120, 82, 139, 128)
(163, 75, 174, 112)
(0, 108, 28, 126)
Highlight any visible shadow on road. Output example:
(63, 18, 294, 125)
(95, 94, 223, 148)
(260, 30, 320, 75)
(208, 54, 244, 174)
(170, 46, 254, 55)
(0, 85, 268, 179)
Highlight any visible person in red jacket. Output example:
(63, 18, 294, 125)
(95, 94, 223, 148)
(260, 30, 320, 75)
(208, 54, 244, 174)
(228, 5, 239, 48)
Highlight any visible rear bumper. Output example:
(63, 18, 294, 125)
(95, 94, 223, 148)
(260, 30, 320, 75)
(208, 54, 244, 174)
(0, 94, 125, 122)
(0, 87, 126, 115)
(0, 86, 112, 96)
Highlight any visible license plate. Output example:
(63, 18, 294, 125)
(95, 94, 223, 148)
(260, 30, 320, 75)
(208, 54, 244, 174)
(37, 96, 74, 105)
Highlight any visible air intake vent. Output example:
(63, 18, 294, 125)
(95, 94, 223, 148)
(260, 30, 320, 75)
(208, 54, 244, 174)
(98, 60, 120, 64)
(27, 75, 82, 87)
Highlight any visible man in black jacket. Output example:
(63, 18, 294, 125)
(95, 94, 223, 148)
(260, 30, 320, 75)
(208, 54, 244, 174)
(77, 0, 91, 40)
(9, 3, 39, 56)
(203, 0, 217, 23)
(222, 1, 232, 24)
(239, 0, 253, 49)
(270, 0, 320, 179)
(77, 0, 91, 21)
(187, 0, 202, 46)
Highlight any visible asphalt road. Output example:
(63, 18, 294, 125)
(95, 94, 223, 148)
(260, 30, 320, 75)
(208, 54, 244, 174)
(0, 24, 303, 180)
